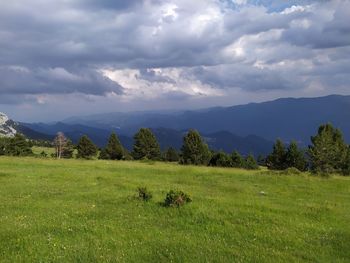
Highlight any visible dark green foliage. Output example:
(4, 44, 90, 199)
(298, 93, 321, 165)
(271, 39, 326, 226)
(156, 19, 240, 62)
(308, 124, 347, 174)
(1, 134, 33, 156)
(285, 141, 307, 171)
(101, 132, 124, 160)
(0, 137, 8, 155)
(231, 151, 245, 168)
(61, 139, 74, 159)
(164, 147, 179, 162)
(180, 129, 211, 165)
(163, 190, 192, 207)
(257, 155, 266, 166)
(40, 151, 48, 158)
(266, 139, 287, 170)
(76, 135, 98, 159)
(99, 148, 109, 160)
(30, 139, 53, 148)
(132, 128, 161, 160)
(341, 147, 350, 176)
(122, 149, 134, 160)
(244, 154, 259, 170)
(137, 187, 153, 201)
(209, 151, 232, 167)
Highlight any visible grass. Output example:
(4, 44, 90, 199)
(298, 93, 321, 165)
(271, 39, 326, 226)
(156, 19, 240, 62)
(31, 146, 56, 156)
(0, 156, 349, 262)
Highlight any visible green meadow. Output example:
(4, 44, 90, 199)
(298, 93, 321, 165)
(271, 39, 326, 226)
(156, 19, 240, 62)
(0, 156, 349, 262)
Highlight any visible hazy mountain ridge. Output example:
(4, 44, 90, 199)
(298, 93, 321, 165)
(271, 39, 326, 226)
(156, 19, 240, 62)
(5, 94, 350, 156)
(21, 123, 272, 156)
(62, 94, 350, 144)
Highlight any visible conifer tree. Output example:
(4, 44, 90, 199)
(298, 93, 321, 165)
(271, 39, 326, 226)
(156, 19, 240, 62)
(104, 132, 124, 160)
(266, 139, 287, 170)
(342, 147, 350, 176)
(6, 134, 32, 156)
(0, 137, 9, 155)
(244, 154, 259, 170)
(180, 129, 211, 165)
(164, 147, 179, 162)
(132, 128, 161, 160)
(257, 154, 266, 166)
(99, 148, 109, 160)
(308, 124, 347, 174)
(209, 151, 232, 167)
(285, 141, 307, 171)
(231, 150, 244, 168)
(61, 139, 74, 159)
(76, 135, 98, 159)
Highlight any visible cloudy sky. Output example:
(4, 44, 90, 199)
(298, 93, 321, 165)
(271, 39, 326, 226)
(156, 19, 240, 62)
(1, 0, 349, 121)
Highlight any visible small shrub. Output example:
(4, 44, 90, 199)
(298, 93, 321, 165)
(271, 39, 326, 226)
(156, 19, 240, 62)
(137, 187, 152, 201)
(164, 190, 192, 207)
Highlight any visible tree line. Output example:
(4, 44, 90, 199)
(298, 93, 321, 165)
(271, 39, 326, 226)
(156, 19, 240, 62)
(0, 123, 349, 175)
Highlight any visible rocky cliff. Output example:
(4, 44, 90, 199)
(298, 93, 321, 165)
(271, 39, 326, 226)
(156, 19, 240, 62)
(0, 112, 17, 137)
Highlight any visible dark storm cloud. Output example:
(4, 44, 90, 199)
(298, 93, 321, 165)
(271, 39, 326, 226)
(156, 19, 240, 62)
(0, 0, 349, 105)
(0, 66, 123, 95)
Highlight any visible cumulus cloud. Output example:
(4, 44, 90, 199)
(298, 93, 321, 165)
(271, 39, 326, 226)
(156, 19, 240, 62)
(0, 0, 349, 120)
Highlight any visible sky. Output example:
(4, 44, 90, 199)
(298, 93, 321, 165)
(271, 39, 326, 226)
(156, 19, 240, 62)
(0, 0, 349, 122)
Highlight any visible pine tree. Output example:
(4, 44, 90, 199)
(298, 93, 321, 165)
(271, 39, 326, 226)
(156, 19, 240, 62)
(76, 135, 98, 159)
(342, 147, 350, 176)
(266, 139, 287, 170)
(132, 128, 161, 160)
(257, 154, 266, 166)
(285, 141, 307, 171)
(230, 150, 245, 168)
(308, 124, 347, 174)
(6, 134, 32, 156)
(0, 137, 9, 155)
(244, 154, 259, 170)
(180, 129, 211, 165)
(99, 148, 109, 160)
(104, 132, 124, 160)
(164, 147, 179, 162)
(61, 139, 74, 159)
(209, 151, 232, 167)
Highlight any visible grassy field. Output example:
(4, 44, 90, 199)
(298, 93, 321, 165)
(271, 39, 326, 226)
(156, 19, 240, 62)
(0, 157, 349, 262)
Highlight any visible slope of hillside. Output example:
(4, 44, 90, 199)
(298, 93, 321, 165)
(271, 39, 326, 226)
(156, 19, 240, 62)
(21, 122, 272, 155)
(62, 95, 350, 144)
(0, 157, 349, 262)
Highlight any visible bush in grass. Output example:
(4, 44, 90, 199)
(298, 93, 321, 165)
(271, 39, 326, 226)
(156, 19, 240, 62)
(231, 151, 245, 168)
(163, 190, 192, 207)
(244, 154, 259, 170)
(137, 187, 153, 201)
(209, 151, 232, 167)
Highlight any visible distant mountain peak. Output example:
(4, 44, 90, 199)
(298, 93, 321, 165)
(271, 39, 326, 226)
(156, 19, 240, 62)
(0, 112, 17, 137)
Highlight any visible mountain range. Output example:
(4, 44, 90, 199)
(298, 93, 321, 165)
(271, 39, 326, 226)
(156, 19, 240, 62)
(4, 94, 350, 156)
(61, 94, 350, 144)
